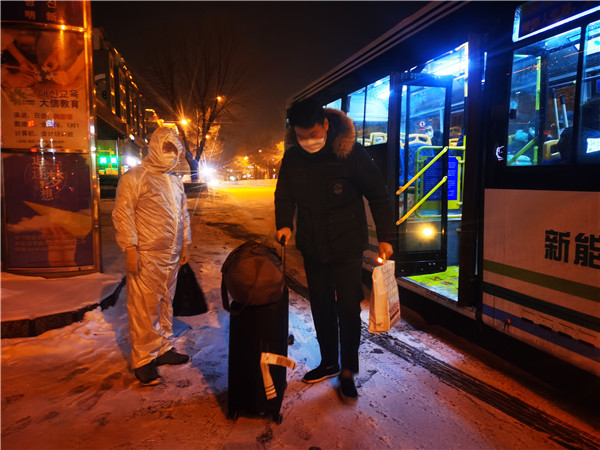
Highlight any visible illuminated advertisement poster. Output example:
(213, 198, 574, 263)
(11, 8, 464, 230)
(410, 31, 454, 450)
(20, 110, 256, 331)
(1, 1, 84, 27)
(1, 1, 98, 274)
(2, 152, 94, 269)
(1, 26, 88, 150)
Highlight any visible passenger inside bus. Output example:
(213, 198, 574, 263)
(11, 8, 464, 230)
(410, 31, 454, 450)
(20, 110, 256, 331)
(553, 97, 600, 164)
(425, 125, 443, 147)
(509, 117, 539, 164)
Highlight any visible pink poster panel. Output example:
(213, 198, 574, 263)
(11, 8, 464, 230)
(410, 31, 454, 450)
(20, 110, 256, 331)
(1, 26, 89, 150)
(2, 152, 94, 269)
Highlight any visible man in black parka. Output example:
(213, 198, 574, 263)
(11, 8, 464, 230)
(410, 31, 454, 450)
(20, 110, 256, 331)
(275, 99, 395, 402)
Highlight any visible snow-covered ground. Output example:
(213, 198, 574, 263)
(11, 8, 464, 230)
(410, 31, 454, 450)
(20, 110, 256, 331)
(2, 181, 598, 449)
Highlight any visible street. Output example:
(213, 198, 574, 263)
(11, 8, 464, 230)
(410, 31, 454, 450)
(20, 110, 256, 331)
(1, 180, 598, 450)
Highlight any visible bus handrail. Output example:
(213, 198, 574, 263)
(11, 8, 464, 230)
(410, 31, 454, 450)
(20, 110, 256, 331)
(396, 146, 448, 195)
(415, 146, 466, 219)
(397, 176, 448, 225)
(507, 138, 537, 166)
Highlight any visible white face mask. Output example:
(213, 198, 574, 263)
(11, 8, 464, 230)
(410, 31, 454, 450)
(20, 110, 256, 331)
(160, 152, 178, 169)
(298, 136, 326, 153)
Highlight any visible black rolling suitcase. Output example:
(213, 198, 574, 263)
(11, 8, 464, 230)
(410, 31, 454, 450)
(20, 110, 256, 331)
(222, 239, 295, 423)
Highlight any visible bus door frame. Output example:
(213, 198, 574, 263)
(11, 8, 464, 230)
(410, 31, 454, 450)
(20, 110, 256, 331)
(389, 72, 453, 276)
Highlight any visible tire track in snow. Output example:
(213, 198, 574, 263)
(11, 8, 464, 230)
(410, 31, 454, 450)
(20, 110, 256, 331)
(362, 329, 600, 450)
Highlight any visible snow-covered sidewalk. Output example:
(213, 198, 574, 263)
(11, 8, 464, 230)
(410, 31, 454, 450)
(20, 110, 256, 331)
(1, 197, 126, 338)
(2, 185, 597, 449)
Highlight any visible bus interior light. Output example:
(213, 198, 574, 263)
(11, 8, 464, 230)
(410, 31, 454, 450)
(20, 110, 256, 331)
(420, 225, 436, 239)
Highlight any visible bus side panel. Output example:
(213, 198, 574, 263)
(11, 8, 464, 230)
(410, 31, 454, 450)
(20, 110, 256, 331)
(482, 188, 600, 376)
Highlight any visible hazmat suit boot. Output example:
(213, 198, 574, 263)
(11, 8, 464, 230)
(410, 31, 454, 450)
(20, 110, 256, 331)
(155, 348, 189, 366)
(134, 360, 163, 386)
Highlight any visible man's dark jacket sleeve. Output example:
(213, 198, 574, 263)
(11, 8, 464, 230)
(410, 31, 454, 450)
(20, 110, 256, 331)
(350, 145, 396, 244)
(274, 154, 296, 231)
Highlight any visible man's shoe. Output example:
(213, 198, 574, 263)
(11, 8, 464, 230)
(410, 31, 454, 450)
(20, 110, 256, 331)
(155, 348, 190, 366)
(338, 372, 358, 402)
(134, 361, 162, 386)
(302, 364, 340, 384)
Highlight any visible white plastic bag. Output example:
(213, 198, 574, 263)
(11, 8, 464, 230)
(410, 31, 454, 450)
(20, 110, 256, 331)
(369, 260, 401, 334)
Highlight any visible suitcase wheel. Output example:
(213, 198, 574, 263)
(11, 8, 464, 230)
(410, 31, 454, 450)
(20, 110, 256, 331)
(287, 334, 294, 345)
(228, 410, 239, 421)
(273, 412, 283, 424)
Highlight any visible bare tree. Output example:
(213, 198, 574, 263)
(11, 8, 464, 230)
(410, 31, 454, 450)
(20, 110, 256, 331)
(142, 27, 251, 180)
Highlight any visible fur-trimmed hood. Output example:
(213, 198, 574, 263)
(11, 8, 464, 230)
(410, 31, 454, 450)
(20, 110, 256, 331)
(285, 108, 356, 158)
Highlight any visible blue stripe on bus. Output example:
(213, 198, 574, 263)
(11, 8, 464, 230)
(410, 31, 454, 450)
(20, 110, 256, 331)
(482, 282, 600, 333)
(481, 304, 600, 362)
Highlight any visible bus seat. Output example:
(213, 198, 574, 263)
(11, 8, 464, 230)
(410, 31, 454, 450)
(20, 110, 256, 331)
(449, 138, 458, 146)
(409, 133, 431, 145)
(369, 132, 387, 145)
(543, 139, 561, 160)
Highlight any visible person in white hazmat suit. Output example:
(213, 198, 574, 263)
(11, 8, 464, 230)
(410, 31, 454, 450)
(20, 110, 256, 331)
(112, 126, 192, 386)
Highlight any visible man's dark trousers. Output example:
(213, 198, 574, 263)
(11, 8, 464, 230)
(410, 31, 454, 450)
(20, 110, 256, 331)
(303, 253, 364, 373)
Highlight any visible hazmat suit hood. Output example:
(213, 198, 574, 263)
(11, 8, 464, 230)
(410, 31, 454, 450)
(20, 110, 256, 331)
(142, 127, 185, 173)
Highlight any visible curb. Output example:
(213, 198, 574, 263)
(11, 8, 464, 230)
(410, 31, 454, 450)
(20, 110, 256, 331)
(1, 277, 126, 339)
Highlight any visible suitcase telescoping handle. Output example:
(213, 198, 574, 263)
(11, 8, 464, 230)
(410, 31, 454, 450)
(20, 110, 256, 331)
(279, 235, 286, 276)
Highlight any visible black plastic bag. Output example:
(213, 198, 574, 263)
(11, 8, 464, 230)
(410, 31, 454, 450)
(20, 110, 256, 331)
(173, 263, 208, 316)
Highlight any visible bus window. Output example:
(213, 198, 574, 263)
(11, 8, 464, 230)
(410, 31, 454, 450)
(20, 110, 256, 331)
(347, 87, 366, 144)
(420, 43, 468, 149)
(325, 98, 342, 110)
(577, 20, 600, 163)
(364, 76, 390, 146)
(507, 27, 580, 166)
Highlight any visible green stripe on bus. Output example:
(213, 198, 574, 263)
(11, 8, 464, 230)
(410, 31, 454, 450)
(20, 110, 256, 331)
(482, 282, 600, 332)
(483, 260, 600, 303)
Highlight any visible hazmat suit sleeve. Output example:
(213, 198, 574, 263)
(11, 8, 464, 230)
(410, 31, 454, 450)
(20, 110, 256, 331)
(112, 170, 141, 251)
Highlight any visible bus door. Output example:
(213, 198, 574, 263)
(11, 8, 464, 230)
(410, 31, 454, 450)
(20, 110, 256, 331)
(392, 73, 453, 276)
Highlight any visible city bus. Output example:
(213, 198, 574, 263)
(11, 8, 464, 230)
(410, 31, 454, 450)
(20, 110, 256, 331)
(287, 1, 600, 376)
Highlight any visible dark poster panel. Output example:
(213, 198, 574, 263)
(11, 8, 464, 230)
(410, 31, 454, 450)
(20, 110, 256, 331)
(1, 1, 84, 28)
(2, 152, 94, 269)
(422, 156, 459, 201)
